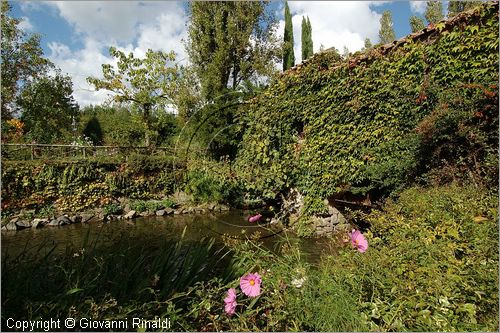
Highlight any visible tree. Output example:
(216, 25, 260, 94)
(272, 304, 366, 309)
(1, 0, 52, 120)
(409, 15, 426, 33)
(363, 38, 373, 50)
(379, 10, 396, 44)
(425, 1, 444, 25)
(17, 72, 79, 143)
(301, 16, 313, 60)
(283, 1, 295, 71)
(448, 1, 481, 18)
(186, 2, 280, 101)
(343, 46, 350, 59)
(87, 47, 178, 146)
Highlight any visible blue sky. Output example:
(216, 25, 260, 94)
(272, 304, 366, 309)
(9, 1, 441, 106)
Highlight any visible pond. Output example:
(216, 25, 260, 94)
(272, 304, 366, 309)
(1, 210, 331, 263)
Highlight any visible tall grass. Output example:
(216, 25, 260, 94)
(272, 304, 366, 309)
(1, 227, 234, 328)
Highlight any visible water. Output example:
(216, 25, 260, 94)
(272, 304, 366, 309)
(1, 211, 332, 263)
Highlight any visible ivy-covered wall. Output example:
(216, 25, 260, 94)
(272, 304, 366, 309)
(1, 156, 180, 213)
(236, 3, 499, 213)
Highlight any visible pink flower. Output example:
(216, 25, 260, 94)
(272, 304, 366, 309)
(350, 229, 368, 253)
(224, 288, 237, 315)
(248, 213, 262, 223)
(240, 273, 262, 297)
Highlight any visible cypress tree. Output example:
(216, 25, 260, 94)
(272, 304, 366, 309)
(301, 16, 307, 60)
(306, 17, 313, 58)
(301, 16, 313, 60)
(283, 1, 295, 70)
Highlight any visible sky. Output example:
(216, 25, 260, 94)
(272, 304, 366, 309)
(10, 1, 446, 107)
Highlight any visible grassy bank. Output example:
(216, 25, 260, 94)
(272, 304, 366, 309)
(2, 183, 497, 331)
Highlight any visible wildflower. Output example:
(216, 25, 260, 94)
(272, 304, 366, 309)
(240, 273, 262, 297)
(248, 213, 262, 223)
(350, 229, 368, 253)
(291, 277, 306, 288)
(224, 288, 237, 315)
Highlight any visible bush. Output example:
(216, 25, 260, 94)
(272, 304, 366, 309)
(103, 202, 122, 215)
(328, 184, 498, 331)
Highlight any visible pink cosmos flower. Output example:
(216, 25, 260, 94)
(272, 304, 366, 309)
(350, 229, 368, 253)
(224, 288, 237, 315)
(248, 213, 262, 223)
(240, 273, 262, 297)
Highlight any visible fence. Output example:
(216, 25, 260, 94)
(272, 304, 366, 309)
(1, 143, 182, 161)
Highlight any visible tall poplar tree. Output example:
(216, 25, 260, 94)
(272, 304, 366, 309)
(283, 1, 295, 70)
(363, 38, 373, 50)
(409, 15, 426, 33)
(378, 10, 396, 44)
(301, 16, 313, 60)
(425, 1, 444, 25)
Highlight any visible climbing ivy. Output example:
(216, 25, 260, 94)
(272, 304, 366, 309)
(235, 3, 498, 213)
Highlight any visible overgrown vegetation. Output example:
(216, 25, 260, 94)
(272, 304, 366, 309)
(1, 157, 179, 214)
(235, 3, 498, 212)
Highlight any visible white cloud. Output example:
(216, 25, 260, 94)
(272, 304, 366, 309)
(277, 2, 382, 64)
(48, 38, 116, 106)
(410, 1, 427, 14)
(41, 1, 188, 106)
(18, 16, 33, 32)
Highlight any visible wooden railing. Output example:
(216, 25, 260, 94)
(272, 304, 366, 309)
(1, 143, 180, 161)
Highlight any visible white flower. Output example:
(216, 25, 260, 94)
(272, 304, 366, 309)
(291, 277, 306, 288)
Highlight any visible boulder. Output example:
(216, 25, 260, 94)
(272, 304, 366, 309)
(32, 218, 48, 229)
(5, 221, 17, 231)
(69, 215, 82, 224)
(15, 220, 31, 229)
(174, 208, 184, 215)
(47, 219, 59, 227)
(57, 216, 72, 226)
(164, 208, 174, 215)
(156, 209, 166, 216)
(124, 210, 137, 219)
(139, 211, 152, 217)
(220, 205, 230, 211)
(81, 214, 94, 223)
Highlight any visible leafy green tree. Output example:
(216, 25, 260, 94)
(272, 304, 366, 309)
(1, 0, 52, 120)
(186, 2, 280, 101)
(363, 38, 373, 50)
(82, 116, 103, 145)
(448, 0, 481, 18)
(301, 16, 313, 60)
(18, 72, 79, 143)
(87, 47, 178, 146)
(283, 1, 295, 70)
(409, 15, 426, 33)
(425, 1, 444, 25)
(378, 10, 396, 44)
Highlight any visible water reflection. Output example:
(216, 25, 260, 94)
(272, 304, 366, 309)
(1, 211, 332, 263)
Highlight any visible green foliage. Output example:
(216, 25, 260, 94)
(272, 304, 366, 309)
(82, 116, 103, 145)
(18, 71, 79, 143)
(184, 160, 243, 206)
(448, 0, 482, 18)
(301, 16, 313, 60)
(186, 1, 280, 100)
(379, 10, 396, 44)
(425, 0, 444, 25)
(103, 202, 122, 215)
(236, 3, 499, 213)
(336, 184, 498, 331)
(1, 158, 179, 213)
(409, 15, 426, 33)
(1, 0, 52, 121)
(87, 47, 178, 146)
(283, 1, 295, 71)
(1, 232, 230, 328)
